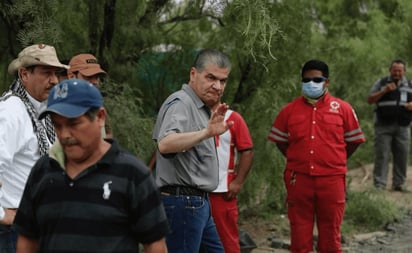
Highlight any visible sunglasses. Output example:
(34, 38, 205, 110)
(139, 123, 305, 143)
(302, 77, 327, 83)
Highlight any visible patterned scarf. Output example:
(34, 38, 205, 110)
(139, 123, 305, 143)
(5, 79, 56, 155)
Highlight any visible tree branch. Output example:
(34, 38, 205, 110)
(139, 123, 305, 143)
(159, 14, 224, 27)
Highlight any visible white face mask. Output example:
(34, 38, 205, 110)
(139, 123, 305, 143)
(302, 80, 325, 99)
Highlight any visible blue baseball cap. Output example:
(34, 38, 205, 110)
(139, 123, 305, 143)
(39, 78, 103, 119)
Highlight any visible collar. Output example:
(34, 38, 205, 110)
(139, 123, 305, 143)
(26, 91, 46, 114)
(97, 139, 120, 166)
(182, 84, 208, 110)
(50, 139, 119, 171)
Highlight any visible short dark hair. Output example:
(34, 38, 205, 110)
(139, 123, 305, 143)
(301, 59, 329, 78)
(193, 49, 231, 72)
(390, 59, 406, 70)
(85, 107, 100, 121)
(24, 65, 37, 73)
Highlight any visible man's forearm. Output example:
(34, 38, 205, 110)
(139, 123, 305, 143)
(276, 143, 288, 157)
(346, 143, 361, 158)
(367, 83, 396, 104)
(16, 235, 38, 253)
(233, 150, 254, 184)
(157, 129, 210, 154)
(143, 238, 168, 253)
(367, 89, 387, 104)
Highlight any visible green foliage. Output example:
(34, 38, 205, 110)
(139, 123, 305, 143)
(135, 49, 197, 116)
(225, 0, 283, 63)
(237, 85, 293, 212)
(5, 0, 61, 46)
(228, 0, 313, 212)
(343, 190, 402, 233)
(100, 78, 155, 162)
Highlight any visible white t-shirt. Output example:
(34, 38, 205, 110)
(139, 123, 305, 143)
(0, 93, 48, 211)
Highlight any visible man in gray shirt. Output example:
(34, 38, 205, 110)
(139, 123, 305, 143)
(153, 49, 233, 253)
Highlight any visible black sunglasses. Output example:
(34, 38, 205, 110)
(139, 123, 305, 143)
(302, 77, 327, 83)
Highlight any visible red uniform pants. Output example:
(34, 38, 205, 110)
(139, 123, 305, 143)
(284, 170, 345, 253)
(209, 193, 240, 253)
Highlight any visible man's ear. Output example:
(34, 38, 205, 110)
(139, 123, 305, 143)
(97, 108, 107, 124)
(19, 68, 29, 82)
(324, 78, 331, 88)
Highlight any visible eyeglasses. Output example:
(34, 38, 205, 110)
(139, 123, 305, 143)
(302, 77, 327, 83)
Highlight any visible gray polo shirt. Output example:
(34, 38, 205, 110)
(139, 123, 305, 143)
(153, 84, 219, 192)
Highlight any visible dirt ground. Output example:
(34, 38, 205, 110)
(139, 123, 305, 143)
(239, 163, 412, 253)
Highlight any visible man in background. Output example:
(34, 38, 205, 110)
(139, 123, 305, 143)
(67, 53, 112, 137)
(67, 53, 107, 87)
(367, 59, 412, 192)
(208, 101, 253, 253)
(56, 59, 69, 82)
(0, 44, 67, 252)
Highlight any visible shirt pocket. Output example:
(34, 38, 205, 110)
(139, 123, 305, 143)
(287, 115, 307, 141)
(321, 113, 344, 142)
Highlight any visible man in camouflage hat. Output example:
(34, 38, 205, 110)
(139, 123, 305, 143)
(0, 44, 67, 252)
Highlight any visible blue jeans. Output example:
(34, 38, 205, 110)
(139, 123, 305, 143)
(161, 194, 224, 253)
(0, 225, 17, 253)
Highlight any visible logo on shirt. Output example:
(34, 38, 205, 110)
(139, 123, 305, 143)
(329, 101, 340, 113)
(102, 181, 112, 200)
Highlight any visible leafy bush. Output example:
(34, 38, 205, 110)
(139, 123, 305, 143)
(342, 189, 402, 233)
(101, 78, 156, 163)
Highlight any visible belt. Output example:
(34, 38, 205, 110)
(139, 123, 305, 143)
(160, 185, 207, 197)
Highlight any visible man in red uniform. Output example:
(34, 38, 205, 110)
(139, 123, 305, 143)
(268, 60, 365, 253)
(209, 102, 254, 253)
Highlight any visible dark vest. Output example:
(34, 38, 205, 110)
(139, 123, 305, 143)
(376, 77, 412, 126)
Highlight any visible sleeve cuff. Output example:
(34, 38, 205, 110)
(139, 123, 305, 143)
(0, 207, 5, 220)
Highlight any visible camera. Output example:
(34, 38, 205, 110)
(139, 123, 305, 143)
(387, 78, 398, 84)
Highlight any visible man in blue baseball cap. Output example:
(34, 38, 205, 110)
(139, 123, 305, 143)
(39, 78, 103, 119)
(14, 79, 170, 253)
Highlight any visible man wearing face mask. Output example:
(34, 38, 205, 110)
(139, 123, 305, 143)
(367, 59, 412, 192)
(268, 59, 365, 253)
